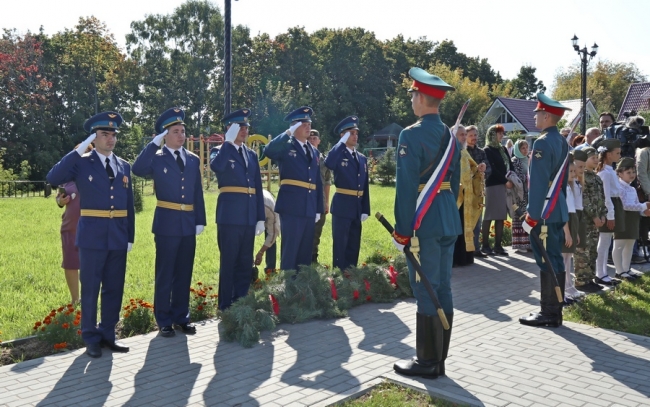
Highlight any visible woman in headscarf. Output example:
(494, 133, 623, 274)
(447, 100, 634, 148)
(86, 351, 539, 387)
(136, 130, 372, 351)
(453, 125, 480, 266)
(481, 125, 512, 256)
(511, 139, 531, 252)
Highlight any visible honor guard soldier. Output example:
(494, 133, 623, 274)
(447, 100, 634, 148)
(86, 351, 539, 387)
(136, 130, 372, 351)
(392, 68, 461, 378)
(520, 93, 571, 328)
(47, 112, 135, 358)
(210, 109, 265, 310)
(264, 107, 324, 272)
(325, 116, 370, 271)
(132, 108, 207, 337)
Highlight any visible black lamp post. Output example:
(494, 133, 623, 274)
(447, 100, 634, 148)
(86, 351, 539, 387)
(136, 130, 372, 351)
(224, 0, 239, 116)
(571, 34, 598, 135)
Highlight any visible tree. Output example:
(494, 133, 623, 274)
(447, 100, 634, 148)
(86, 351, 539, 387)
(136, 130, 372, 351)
(509, 65, 546, 100)
(552, 60, 646, 114)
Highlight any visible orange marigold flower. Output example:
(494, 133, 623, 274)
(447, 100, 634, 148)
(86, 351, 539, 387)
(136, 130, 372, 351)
(208, 286, 214, 290)
(62, 323, 70, 329)
(77, 330, 81, 335)
(190, 287, 195, 292)
(202, 302, 207, 305)
(35, 321, 42, 327)
(57, 307, 64, 312)
(124, 312, 130, 318)
(73, 320, 80, 326)
(123, 306, 130, 310)
(43, 317, 52, 325)
(197, 305, 204, 311)
(197, 281, 203, 285)
(41, 327, 46, 331)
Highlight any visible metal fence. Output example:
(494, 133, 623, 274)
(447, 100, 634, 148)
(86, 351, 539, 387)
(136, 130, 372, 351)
(0, 181, 51, 198)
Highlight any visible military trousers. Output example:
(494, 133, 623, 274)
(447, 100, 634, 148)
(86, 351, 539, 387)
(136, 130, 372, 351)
(575, 222, 599, 284)
(217, 224, 255, 310)
(154, 234, 196, 327)
(312, 212, 327, 262)
(79, 248, 127, 344)
(280, 213, 315, 272)
(406, 235, 456, 315)
(530, 222, 565, 274)
(332, 215, 362, 271)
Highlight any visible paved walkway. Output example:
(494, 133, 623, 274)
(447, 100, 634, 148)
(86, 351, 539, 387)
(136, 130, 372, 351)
(2, 251, 650, 407)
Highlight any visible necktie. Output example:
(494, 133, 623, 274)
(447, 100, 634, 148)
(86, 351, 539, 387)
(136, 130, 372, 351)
(238, 146, 246, 167)
(105, 157, 115, 180)
(304, 144, 311, 161)
(352, 151, 359, 164)
(175, 151, 185, 172)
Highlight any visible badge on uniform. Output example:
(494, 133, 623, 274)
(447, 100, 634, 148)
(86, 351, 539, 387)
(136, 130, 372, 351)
(342, 158, 348, 167)
(88, 175, 93, 182)
(229, 159, 235, 169)
(399, 144, 408, 157)
(289, 150, 297, 157)
(534, 150, 543, 159)
(123, 176, 129, 188)
(164, 167, 168, 174)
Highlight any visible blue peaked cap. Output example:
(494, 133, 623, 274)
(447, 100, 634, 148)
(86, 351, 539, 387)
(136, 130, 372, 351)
(284, 106, 314, 123)
(334, 115, 359, 135)
(155, 107, 185, 134)
(222, 108, 252, 127)
(83, 111, 123, 133)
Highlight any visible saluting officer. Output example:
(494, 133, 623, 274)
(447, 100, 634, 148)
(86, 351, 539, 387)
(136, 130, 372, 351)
(132, 108, 207, 337)
(47, 112, 135, 358)
(325, 116, 370, 271)
(521, 93, 571, 328)
(210, 109, 265, 310)
(264, 107, 324, 272)
(392, 68, 461, 378)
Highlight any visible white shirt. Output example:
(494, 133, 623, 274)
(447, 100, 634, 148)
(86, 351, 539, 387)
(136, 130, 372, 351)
(573, 181, 584, 210)
(618, 178, 646, 214)
(566, 184, 576, 213)
(95, 151, 117, 176)
(598, 166, 621, 220)
(165, 145, 186, 165)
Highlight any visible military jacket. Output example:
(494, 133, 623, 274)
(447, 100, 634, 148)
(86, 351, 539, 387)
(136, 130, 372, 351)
(132, 143, 207, 236)
(324, 143, 370, 220)
(527, 126, 569, 223)
(47, 150, 135, 250)
(394, 114, 461, 238)
(264, 133, 324, 217)
(210, 142, 265, 226)
(582, 170, 608, 221)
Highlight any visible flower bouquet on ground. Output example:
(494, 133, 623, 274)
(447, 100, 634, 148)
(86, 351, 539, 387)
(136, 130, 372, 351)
(119, 298, 156, 338)
(189, 282, 218, 322)
(34, 304, 83, 351)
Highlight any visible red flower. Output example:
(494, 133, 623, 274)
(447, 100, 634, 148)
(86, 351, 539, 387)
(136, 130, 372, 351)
(197, 305, 204, 311)
(57, 307, 64, 312)
(77, 330, 82, 335)
(353, 290, 359, 300)
(329, 278, 338, 300)
(269, 294, 280, 315)
(62, 323, 70, 329)
(366, 296, 372, 301)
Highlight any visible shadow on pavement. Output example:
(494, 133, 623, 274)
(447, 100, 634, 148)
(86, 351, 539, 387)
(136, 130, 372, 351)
(348, 303, 413, 361)
(37, 352, 113, 407)
(125, 335, 200, 406)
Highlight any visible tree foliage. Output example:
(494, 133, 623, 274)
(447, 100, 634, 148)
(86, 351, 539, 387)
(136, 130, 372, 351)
(508, 65, 546, 100)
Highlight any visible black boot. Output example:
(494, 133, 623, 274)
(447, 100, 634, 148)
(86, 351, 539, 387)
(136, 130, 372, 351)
(439, 313, 453, 376)
(394, 312, 444, 378)
(519, 271, 564, 327)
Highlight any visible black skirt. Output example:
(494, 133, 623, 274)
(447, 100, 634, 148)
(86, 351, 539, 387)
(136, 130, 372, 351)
(561, 213, 579, 254)
(576, 210, 587, 249)
(599, 197, 625, 233)
(614, 210, 641, 240)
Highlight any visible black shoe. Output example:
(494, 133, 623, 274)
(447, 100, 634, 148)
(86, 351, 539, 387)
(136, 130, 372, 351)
(394, 312, 444, 379)
(481, 247, 495, 256)
(174, 322, 197, 335)
(473, 250, 488, 258)
(595, 277, 620, 286)
(615, 272, 636, 281)
(86, 343, 102, 358)
(160, 326, 176, 337)
(575, 281, 603, 293)
(519, 311, 562, 327)
(493, 247, 509, 256)
(100, 339, 129, 353)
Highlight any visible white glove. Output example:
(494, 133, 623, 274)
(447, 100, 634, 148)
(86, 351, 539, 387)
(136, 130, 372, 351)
(339, 131, 351, 145)
(152, 129, 168, 146)
(360, 213, 369, 222)
(225, 123, 240, 144)
(255, 221, 265, 236)
(392, 238, 405, 252)
(315, 213, 321, 223)
(287, 122, 303, 136)
(75, 133, 96, 155)
(196, 225, 204, 235)
(127, 243, 133, 252)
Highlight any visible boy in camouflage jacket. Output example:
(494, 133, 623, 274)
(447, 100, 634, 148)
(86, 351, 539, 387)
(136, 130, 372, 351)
(575, 147, 607, 292)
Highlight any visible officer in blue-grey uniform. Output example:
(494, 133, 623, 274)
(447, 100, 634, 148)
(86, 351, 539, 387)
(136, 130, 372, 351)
(520, 93, 570, 328)
(325, 116, 370, 271)
(264, 107, 324, 272)
(210, 108, 265, 310)
(392, 68, 461, 378)
(47, 112, 135, 358)
(132, 107, 207, 337)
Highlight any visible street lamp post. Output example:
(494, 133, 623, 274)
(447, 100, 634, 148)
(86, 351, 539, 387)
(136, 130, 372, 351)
(224, 0, 239, 116)
(571, 35, 598, 135)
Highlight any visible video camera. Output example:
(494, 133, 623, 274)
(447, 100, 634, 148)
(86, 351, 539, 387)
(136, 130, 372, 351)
(609, 110, 649, 158)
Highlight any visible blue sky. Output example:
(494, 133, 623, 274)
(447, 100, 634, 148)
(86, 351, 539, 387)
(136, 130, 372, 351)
(3, 0, 649, 89)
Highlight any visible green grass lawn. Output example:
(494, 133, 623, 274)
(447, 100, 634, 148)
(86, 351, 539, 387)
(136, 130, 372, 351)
(564, 273, 650, 336)
(341, 381, 465, 406)
(0, 183, 398, 341)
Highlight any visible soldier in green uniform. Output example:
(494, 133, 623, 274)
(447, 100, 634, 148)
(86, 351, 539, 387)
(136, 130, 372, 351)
(575, 147, 607, 292)
(520, 93, 570, 328)
(392, 67, 461, 378)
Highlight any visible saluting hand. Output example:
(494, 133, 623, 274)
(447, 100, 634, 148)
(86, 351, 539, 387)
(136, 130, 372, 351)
(339, 131, 351, 145)
(152, 129, 168, 146)
(287, 121, 302, 136)
(225, 123, 241, 144)
(75, 133, 96, 156)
